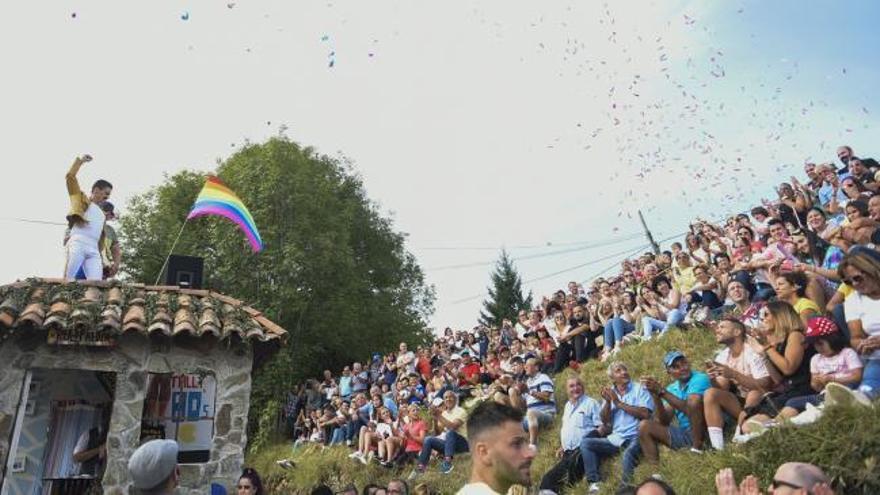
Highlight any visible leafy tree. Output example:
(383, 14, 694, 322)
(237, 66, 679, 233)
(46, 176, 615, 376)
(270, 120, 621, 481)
(478, 250, 532, 327)
(119, 137, 435, 442)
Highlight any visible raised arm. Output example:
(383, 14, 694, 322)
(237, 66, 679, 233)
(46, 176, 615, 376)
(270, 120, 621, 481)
(66, 155, 92, 195)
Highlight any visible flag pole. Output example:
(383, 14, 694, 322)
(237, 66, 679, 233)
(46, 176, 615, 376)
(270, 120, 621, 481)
(153, 218, 189, 286)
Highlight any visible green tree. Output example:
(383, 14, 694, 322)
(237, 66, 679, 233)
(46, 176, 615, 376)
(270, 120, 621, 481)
(119, 137, 435, 443)
(478, 250, 533, 327)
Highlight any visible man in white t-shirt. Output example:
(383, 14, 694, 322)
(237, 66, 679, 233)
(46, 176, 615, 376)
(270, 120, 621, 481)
(63, 154, 113, 280)
(703, 318, 771, 450)
(456, 401, 536, 495)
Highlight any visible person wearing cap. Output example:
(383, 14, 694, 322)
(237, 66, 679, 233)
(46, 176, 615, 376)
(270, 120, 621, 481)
(409, 390, 468, 478)
(636, 350, 711, 472)
(703, 318, 772, 450)
(98, 201, 122, 278)
(63, 154, 113, 281)
(127, 439, 179, 494)
(776, 317, 865, 421)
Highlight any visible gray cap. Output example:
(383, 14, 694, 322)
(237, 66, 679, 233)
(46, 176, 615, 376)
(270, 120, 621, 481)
(128, 439, 179, 489)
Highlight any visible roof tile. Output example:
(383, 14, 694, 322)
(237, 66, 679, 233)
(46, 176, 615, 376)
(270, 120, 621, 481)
(0, 279, 286, 344)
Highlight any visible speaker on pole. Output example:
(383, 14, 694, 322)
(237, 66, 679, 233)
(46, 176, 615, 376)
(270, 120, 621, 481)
(164, 255, 204, 289)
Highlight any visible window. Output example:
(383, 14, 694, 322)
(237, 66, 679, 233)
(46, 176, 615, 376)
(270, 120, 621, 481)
(140, 373, 216, 463)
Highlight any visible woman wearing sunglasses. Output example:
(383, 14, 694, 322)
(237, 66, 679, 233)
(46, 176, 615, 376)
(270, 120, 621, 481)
(839, 248, 880, 400)
(741, 301, 814, 434)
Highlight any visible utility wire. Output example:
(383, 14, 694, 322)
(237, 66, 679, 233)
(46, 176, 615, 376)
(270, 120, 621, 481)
(426, 232, 644, 271)
(449, 243, 651, 305)
(413, 231, 642, 251)
(0, 217, 66, 226)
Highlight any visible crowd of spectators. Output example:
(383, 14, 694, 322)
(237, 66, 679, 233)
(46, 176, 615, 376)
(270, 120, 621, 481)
(276, 145, 879, 494)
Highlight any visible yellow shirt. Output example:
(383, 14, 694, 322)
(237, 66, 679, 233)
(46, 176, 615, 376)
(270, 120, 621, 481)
(65, 159, 92, 227)
(794, 297, 821, 316)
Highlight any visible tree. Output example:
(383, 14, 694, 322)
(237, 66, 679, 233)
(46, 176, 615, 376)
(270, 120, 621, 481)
(478, 250, 533, 327)
(119, 137, 435, 441)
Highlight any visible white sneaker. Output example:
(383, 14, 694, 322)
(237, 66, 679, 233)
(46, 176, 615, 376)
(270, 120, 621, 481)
(790, 403, 824, 426)
(588, 482, 601, 493)
(348, 451, 361, 459)
(825, 382, 872, 408)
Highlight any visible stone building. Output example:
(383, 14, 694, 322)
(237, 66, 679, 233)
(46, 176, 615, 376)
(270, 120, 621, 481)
(0, 278, 286, 495)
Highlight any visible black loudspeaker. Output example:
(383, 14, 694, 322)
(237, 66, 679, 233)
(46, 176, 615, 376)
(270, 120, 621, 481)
(165, 255, 204, 289)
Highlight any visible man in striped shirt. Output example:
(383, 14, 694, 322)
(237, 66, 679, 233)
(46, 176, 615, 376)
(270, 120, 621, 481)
(523, 358, 557, 449)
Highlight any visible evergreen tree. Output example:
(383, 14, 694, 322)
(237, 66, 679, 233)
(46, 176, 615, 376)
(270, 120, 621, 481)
(479, 250, 533, 327)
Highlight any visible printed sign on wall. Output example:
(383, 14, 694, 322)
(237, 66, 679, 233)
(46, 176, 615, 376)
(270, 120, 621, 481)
(140, 373, 216, 463)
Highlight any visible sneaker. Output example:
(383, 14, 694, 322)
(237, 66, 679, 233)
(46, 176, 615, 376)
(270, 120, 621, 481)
(348, 451, 361, 459)
(360, 452, 372, 465)
(588, 482, 602, 493)
(743, 419, 773, 435)
(650, 473, 663, 481)
(689, 447, 704, 454)
(439, 460, 454, 474)
(825, 382, 872, 408)
(790, 403, 824, 426)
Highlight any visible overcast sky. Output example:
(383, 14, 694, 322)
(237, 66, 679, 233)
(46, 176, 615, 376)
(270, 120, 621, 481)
(1, 1, 877, 329)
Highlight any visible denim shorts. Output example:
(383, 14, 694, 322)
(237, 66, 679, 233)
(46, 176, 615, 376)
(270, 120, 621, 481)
(667, 425, 693, 449)
(522, 409, 555, 430)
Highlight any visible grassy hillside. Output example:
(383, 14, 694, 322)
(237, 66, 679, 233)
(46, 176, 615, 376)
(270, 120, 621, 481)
(247, 328, 880, 494)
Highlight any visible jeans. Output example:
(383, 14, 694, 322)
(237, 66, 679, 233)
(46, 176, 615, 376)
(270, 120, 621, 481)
(417, 431, 469, 466)
(603, 318, 635, 350)
(641, 309, 684, 339)
(688, 290, 722, 309)
(554, 335, 586, 373)
(580, 437, 639, 483)
(860, 359, 880, 399)
(831, 304, 850, 341)
(539, 449, 584, 493)
(329, 425, 348, 444)
(346, 418, 366, 442)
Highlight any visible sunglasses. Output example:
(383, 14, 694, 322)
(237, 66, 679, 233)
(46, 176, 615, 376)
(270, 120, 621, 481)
(770, 479, 802, 490)
(844, 274, 866, 285)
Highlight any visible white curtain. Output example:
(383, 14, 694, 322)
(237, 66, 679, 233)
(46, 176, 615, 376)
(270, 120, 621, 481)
(41, 403, 99, 480)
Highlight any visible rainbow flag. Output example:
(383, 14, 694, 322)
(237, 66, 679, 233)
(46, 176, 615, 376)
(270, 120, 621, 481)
(187, 176, 264, 252)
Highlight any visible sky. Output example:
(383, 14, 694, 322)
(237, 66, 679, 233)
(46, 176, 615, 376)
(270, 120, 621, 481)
(0, 1, 878, 329)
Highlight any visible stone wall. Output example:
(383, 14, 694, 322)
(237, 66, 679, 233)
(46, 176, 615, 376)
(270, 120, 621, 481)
(0, 331, 253, 494)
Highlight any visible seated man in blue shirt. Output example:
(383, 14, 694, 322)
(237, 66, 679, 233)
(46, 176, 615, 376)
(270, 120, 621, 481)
(580, 362, 653, 493)
(637, 351, 711, 474)
(538, 376, 602, 495)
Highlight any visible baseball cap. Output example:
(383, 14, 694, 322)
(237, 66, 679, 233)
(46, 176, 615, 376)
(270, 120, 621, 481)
(128, 439, 179, 489)
(460, 350, 470, 356)
(662, 350, 686, 368)
(450, 353, 461, 361)
(805, 317, 839, 339)
(98, 201, 116, 219)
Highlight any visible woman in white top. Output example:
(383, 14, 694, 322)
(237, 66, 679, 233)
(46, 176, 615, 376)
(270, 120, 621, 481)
(840, 248, 880, 399)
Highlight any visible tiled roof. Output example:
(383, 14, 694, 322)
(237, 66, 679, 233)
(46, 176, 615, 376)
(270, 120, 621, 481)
(0, 278, 287, 344)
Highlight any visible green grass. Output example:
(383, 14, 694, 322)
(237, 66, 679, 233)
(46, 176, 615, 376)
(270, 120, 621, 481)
(247, 328, 880, 494)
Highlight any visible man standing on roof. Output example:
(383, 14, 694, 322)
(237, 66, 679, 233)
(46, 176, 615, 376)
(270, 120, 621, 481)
(64, 154, 113, 281)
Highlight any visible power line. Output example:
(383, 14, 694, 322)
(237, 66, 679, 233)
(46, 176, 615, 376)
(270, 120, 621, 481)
(0, 217, 66, 226)
(412, 231, 643, 251)
(425, 233, 644, 271)
(448, 243, 651, 305)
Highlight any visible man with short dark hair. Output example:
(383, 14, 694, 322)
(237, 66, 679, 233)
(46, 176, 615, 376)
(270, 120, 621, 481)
(457, 401, 536, 495)
(703, 318, 771, 450)
(64, 154, 113, 280)
(636, 351, 711, 475)
(387, 479, 408, 495)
